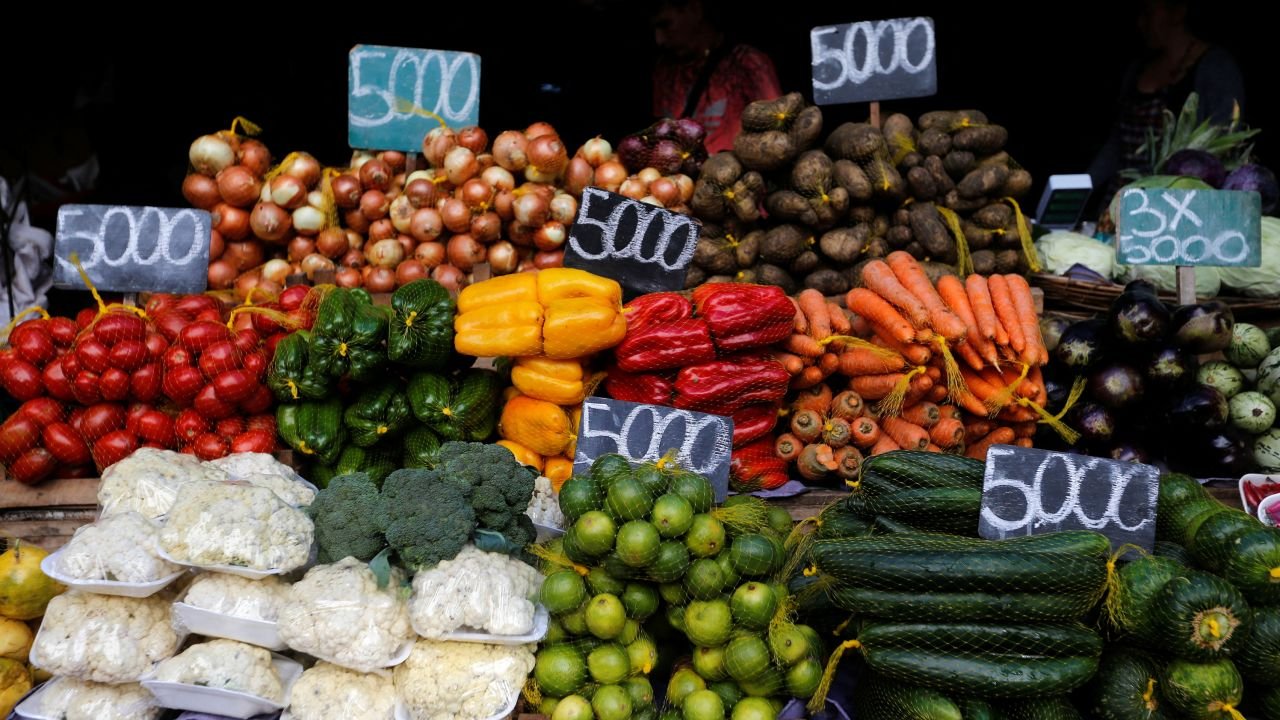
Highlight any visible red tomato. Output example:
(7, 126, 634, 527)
(100, 368, 131, 402)
(1, 359, 45, 401)
(42, 423, 91, 465)
(252, 303, 284, 334)
(242, 351, 268, 383)
(80, 403, 126, 443)
(152, 311, 189, 342)
(193, 384, 236, 420)
(60, 464, 95, 479)
(10, 322, 56, 365)
(48, 317, 78, 346)
(215, 418, 245, 437)
(175, 409, 209, 445)
(144, 332, 169, 360)
(11, 447, 57, 484)
(17, 398, 65, 426)
(75, 338, 111, 373)
(107, 340, 149, 371)
(231, 429, 275, 454)
(125, 403, 151, 435)
(279, 285, 311, 312)
(71, 371, 102, 405)
(163, 344, 195, 370)
(75, 308, 97, 330)
(198, 341, 242, 379)
(145, 294, 177, 316)
(178, 321, 232, 352)
(212, 370, 255, 403)
(192, 432, 228, 460)
(0, 416, 40, 464)
(195, 308, 223, 324)
(245, 415, 276, 435)
(68, 407, 85, 434)
(60, 352, 80, 379)
(92, 430, 139, 470)
(131, 363, 163, 403)
(163, 366, 205, 405)
(263, 333, 286, 358)
(238, 385, 274, 415)
(175, 295, 221, 317)
(232, 328, 261, 354)
(41, 361, 75, 401)
(93, 313, 146, 345)
(137, 411, 176, 446)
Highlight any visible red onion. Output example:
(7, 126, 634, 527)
(368, 218, 396, 242)
(440, 198, 471, 234)
(207, 260, 237, 289)
(534, 221, 567, 251)
(432, 264, 465, 293)
(250, 202, 292, 242)
(359, 158, 392, 192)
(458, 126, 488, 153)
(270, 175, 308, 209)
(183, 174, 221, 209)
(190, 135, 236, 176)
(549, 193, 578, 224)
(390, 194, 415, 234)
(415, 241, 446, 267)
(213, 203, 251, 241)
(360, 189, 389, 220)
(492, 131, 529, 172)
(447, 234, 485, 271)
(316, 228, 349, 259)
(579, 137, 613, 167)
(239, 140, 272, 176)
(444, 146, 479, 185)
(396, 259, 428, 285)
(331, 174, 362, 208)
(410, 208, 444, 243)
(470, 211, 502, 243)
(292, 205, 325, 236)
(368, 238, 405, 268)
(487, 240, 518, 275)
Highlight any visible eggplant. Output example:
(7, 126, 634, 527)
(1088, 364, 1145, 410)
(1171, 301, 1235, 353)
(1073, 402, 1116, 445)
(1107, 442, 1151, 464)
(1168, 386, 1229, 429)
(1109, 282, 1171, 347)
(1145, 345, 1197, 389)
(1039, 316, 1072, 354)
(1054, 319, 1108, 371)
(1172, 428, 1255, 477)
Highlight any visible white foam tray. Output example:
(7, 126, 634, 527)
(40, 549, 186, 598)
(423, 604, 550, 646)
(1239, 473, 1280, 515)
(14, 679, 62, 720)
(156, 543, 315, 580)
(171, 602, 286, 651)
(1260, 493, 1280, 527)
(141, 654, 301, 720)
(393, 688, 519, 720)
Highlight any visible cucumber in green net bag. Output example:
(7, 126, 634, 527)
(1081, 648, 1173, 720)
(1160, 658, 1244, 720)
(387, 278, 456, 369)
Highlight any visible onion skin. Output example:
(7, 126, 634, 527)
(190, 135, 236, 176)
(288, 236, 316, 263)
(260, 259, 292, 286)
(366, 267, 397, 293)
(432, 264, 466, 293)
(270, 175, 308, 209)
(649, 177, 680, 206)
(239, 140, 272, 176)
(341, 249, 366, 268)
(359, 189, 389, 220)
(444, 146, 479, 185)
(492, 130, 529, 172)
(216, 166, 261, 207)
(396, 234, 415, 259)
(359, 158, 392, 192)
(396, 259, 429, 286)
(534, 250, 565, 268)
(415, 241, 446, 268)
(292, 205, 325, 236)
(335, 267, 362, 288)
(470, 211, 502, 243)
(637, 167, 662, 185)
(493, 190, 515, 221)
(224, 241, 264, 272)
(379, 150, 407, 173)
(528, 134, 568, 174)
(209, 230, 226, 261)
(301, 253, 335, 279)
(461, 178, 494, 210)
(481, 166, 515, 192)
(508, 221, 535, 247)
(447, 234, 485, 271)
(594, 160, 628, 192)
(513, 192, 549, 227)
(619, 178, 648, 200)
(282, 152, 321, 187)
(440, 198, 472, 234)
(579, 137, 613, 167)
(331, 175, 362, 208)
(405, 178, 438, 209)
(422, 127, 457, 167)
(410, 208, 444, 243)
(487, 240, 518, 275)
(316, 228, 349, 259)
(250, 202, 292, 242)
(565, 157, 594, 196)
(184, 174, 221, 209)
(389, 194, 415, 234)
(368, 219, 396, 242)
(549, 194, 578, 224)
(207, 260, 237, 290)
(344, 209, 371, 235)
(534, 221, 567, 251)
(368, 238, 405, 268)
(457, 126, 489, 153)
(525, 122, 557, 139)
(213, 203, 251, 241)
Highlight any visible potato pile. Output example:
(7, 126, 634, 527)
(688, 101, 1035, 295)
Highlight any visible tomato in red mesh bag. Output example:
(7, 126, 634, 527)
(730, 438, 789, 492)
(149, 294, 224, 341)
(65, 311, 163, 409)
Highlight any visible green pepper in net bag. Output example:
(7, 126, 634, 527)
(277, 397, 347, 464)
(309, 288, 389, 382)
(312, 445, 399, 488)
(407, 368, 502, 442)
(402, 425, 443, 468)
(344, 383, 413, 447)
(388, 279, 456, 370)
(267, 330, 331, 402)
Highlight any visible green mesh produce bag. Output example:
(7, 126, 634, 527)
(387, 278, 455, 370)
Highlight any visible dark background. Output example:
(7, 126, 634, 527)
(1, 2, 1272, 227)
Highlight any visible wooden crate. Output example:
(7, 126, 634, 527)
(0, 475, 99, 551)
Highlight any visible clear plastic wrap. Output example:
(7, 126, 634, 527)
(285, 662, 397, 720)
(31, 677, 161, 720)
(277, 558, 415, 673)
(56, 512, 181, 584)
(151, 639, 284, 703)
(30, 591, 180, 683)
(204, 452, 317, 507)
(408, 545, 543, 639)
(157, 481, 314, 572)
(97, 448, 229, 520)
(524, 475, 564, 529)
(182, 573, 288, 622)
(393, 639, 535, 720)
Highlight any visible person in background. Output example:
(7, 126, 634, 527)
(651, 0, 782, 154)
(1089, 0, 1245, 199)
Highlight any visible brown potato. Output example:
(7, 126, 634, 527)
(741, 92, 804, 132)
(887, 225, 915, 249)
(684, 265, 707, 288)
(924, 155, 955, 195)
(971, 249, 997, 275)
(736, 229, 763, 268)
(943, 150, 976, 179)
(694, 236, 737, 275)
(919, 128, 952, 157)
(909, 203, 954, 258)
(882, 113, 916, 150)
(977, 151, 1011, 169)
(734, 130, 795, 172)
(908, 166, 939, 201)
(863, 156, 906, 200)
(849, 206, 878, 224)
(791, 249, 821, 275)
(918, 261, 960, 285)
(765, 190, 814, 225)
(755, 263, 797, 294)
(819, 225, 870, 264)
(760, 224, 809, 263)
(1004, 169, 1033, 198)
(825, 123, 886, 162)
(805, 268, 850, 295)
(974, 204, 1014, 230)
(833, 159, 873, 201)
(790, 106, 825, 153)
(904, 241, 926, 260)
(901, 152, 924, 169)
(944, 189, 988, 212)
(962, 221, 994, 251)
(871, 215, 890, 238)
(918, 110, 989, 131)
(865, 235, 890, 259)
(994, 249, 1023, 274)
(958, 166, 1010, 200)
(953, 125, 1008, 154)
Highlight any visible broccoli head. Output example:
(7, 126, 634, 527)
(436, 442, 536, 535)
(307, 473, 388, 564)
(381, 466, 477, 570)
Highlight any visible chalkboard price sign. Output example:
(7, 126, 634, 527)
(348, 44, 481, 151)
(54, 205, 211, 294)
(811, 17, 937, 105)
(564, 187, 699, 297)
(1116, 188, 1261, 267)
(978, 445, 1160, 551)
(574, 397, 733, 501)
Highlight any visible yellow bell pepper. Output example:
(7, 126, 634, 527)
(454, 301, 543, 357)
(544, 456, 574, 491)
(496, 439, 544, 473)
(537, 268, 622, 307)
(499, 395, 575, 457)
(457, 273, 538, 314)
(542, 297, 627, 359)
(512, 357, 587, 405)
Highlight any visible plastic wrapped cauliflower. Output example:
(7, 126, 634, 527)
(98, 448, 229, 520)
(152, 639, 284, 702)
(31, 590, 179, 683)
(35, 677, 161, 720)
(277, 557, 414, 672)
(394, 639, 534, 720)
(525, 475, 564, 529)
(409, 545, 543, 638)
(57, 512, 182, 584)
(158, 481, 314, 572)
(205, 452, 316, 507)
(286, 662, 397, 720)
(182, 573, 288, 622)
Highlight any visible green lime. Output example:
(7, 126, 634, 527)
(737, 667, 783, 697)
(786, 657, 823, 699)
(560, 477, 603, 522)
(628, 634, 658, 675)
(708, 681, 743, 710)
(542, 570, 588, 615)
(666, 604, 687, 633)
(545, 618, 568, 644)
(686, 558, 727, 600)
(622, 583, 660, 621)
(682, 689, 725, 720)
(624, 676, 655, 708)
(539, 697, 561, 716)
(616, 521, 662, 567)
(731, 697, 775, 720)
(724, 634, 771, 683)
(715, 551, 740, 587)
(659, 581, 689, 605)
(768, 624, 810, 666)
(561, 606, 588, 636)
(574, 511, 618, 557)
(686, 515, 727, 558)
(727, 534, 778, 578)
(666, 667, 706, 706)
(767, 506, 794, 536)
(634, 464, 668, 497)
(684, 600, 733, 647)
(648, 541, 692, 582)
(591, 454, 633, 488)
(691, 644, 728, 682)
(553, 694, 595, 720)
(587, 567, 626, 597)
(585, 594, 627, 640)
(730, 582, 778, 631)
(587, 643, 631, 685)
(619, 618, 641, 645)
(536, 645, 587, 697)
(669, 471, 714, 513)
(651, 494, 695, 538)
(606, 478, 656, 522)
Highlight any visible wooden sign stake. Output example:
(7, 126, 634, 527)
(1176, 265, 1197, 305)
(869, 101, 881, 129)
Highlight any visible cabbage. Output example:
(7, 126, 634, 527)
(1218, 216, 1280, 298)
(1119, 263, 1222, 297)
(1035, 232, 1117, 278)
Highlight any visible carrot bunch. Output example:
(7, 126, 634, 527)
(774, 289, 859, 390)
(775, 384, 870, 484)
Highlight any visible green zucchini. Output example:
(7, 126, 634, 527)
(1152, 540, 1192, 566)
(1159, 499, 1227, 547)
(1257, 685, 1280, 720)
(1145, 571, 1253, 661)
(861, 647, 1099, 699)
(1000, 697, 1081, 720)
(864, 487, 983, 535)
(874, 515, 938, 534)
(1160, 658, 1244, 720)
(1107, 555, 1188, 639)
(827, 586, 1100, 623)
(1236, 605, 1280, 684)
(1082, 648, 1174, 720)
(813, 530, 1112, 555)
(859, 451, 985, 491)
(815, 503, 874, 540)
(1190, 510, 1261, 573)
(859, 621, 1103, 657)
(839, 491, 871, 518)
(854, 672, 963, 720)
(1223, 527, 1280, 605)
(1158, 473, 1210, 514)
(961, 699, 1001, 720)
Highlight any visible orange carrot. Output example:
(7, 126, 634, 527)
(774, 351, 805, 376)
(851, 416, 881, 448)
(927, 385, 949, 403)
(830, 391, 865, 421)
(792, 384, 833, 416)
(846, 288, 917, 345)
(785, 333, 825, 358)
(930, 417, 965, 448)
(798, 289, 832, 341)
(872, 332, 933, 366)
(960, 368, 1006, 404)
(849, 312, 872, 336)
(850, 373, 909, 400)
(828, 302, 852, 335)
(886, 251, 968, 341)
(1015, 438, 1034, 448)
(952, 387, 990, 417)
(1012, 421, 1037, 439)
(938, 405, 961, 420)
(927, 443, 946, 453)
(882, 416, 930, 450)
(965, 418, 997, 439)
(902, 402, 941, 428)
(925, 364, 943, 383)
(775, 433, 803, 462)
(903, 374, 936, 407)
(838, 347, 907, 376)
(940, 274, 999, 368)
(789, 297, 808, 334)
(966, 427, 1016, 460)
(1027, 366, 1047, 406)
(791, 365, 826, 389)
(861, 260, 931, 330)
(987, 274, 1025, 354)
(965, 274, 1004, 345)
(870, 434, 901, 455)
(998, 405, 1038, 423)
(797, 443, 839, 481)
(1006, 274, 1046, 366)
(819, 352, 840, 376)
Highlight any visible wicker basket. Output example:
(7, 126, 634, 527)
(1030, 273, 1280, 320)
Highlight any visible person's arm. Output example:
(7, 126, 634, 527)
(736, 46, 782, 103)
(1194, 48, 1245, 124)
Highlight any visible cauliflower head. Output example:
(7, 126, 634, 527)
(57, 512, 181, 584)
(182, 573, 288, 622)
(31, 591, 179, 683)
(409, 545, 543, 639)
(98, 448, 229, 520)
(205, 452, 316, 506)
(37, 678, 160, 720)
(158, 481, 314, 572)
(394, 639, 534, 720)
(287, 662, 397, 720)
(152, 639, 283, 703)
(277, 557, 414, 673)
(525, 475, 564, 529)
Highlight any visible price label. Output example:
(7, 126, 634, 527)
(564, 187, 699, 297)
(978, 445, 1160, 551)
(574, 397, 732, 501)
(54, 205, 211, 294)
(810, 17, 937, 105)
(1116, 188, 1261, 267)
(348, 44, 481, 151)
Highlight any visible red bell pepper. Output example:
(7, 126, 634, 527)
(673, 353, 789, 416)
(605, 366, 675, 406)
(731, 403, 780, 448)
(624, 292, 695, 331)
(731, 439, 789, 491)
(616, 317, 716, 373)
(691, 283, 794, 353)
